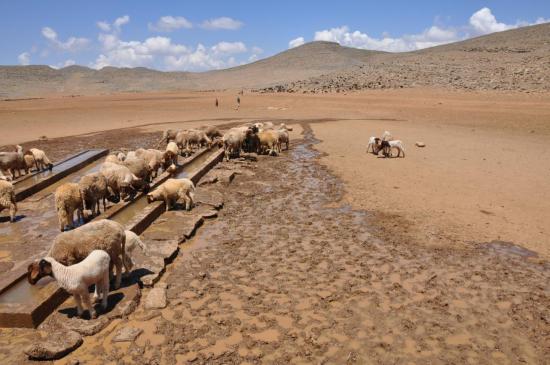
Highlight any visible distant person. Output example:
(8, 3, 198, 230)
(235, 96, 241, 110)
(215, 98, 218, 108)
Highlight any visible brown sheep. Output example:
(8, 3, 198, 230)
(0, 180, 17, 222)
(54, 183, 84, 231)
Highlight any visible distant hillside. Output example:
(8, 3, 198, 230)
(1, 23, 549, 98)
(263, 23, 550, 93)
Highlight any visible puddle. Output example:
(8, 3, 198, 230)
(482, 240, 539, 258)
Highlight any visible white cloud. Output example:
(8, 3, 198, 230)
(201, 17, 243, 30)
(311, 7, 549, 53)
(251, 46, 263, 55)
(18, 52, 30, 65)
(113, 15, 130, 31)
(211, 41, 247, 54)
(97, 21, 111, 32)
(469, 7, 512, 35)
(149, 16, 193, 32)
(288, 37, 305, 49)
(41, 26, 89, 52)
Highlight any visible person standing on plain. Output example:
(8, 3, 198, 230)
(215, 97, 219, 108)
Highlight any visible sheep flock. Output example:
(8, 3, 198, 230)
(11, 121, 293, 319)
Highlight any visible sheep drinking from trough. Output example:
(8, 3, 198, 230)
(0, 180, 17, 222)
(25, 148, 53, 171)
(32, 219, 128, 289)
(147, 178, 195, 211)
(28, 250, 110, 319)
(55, 182, 84, 231)
(78, 172, 111, 216)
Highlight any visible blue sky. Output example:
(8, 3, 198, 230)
(1, 1, 548, 71)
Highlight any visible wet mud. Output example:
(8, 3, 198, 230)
(55, 125, 549, 364)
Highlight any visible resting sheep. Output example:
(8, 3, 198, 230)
(27, 250, 110, 319)
(78, 172, 110, 216)
(37, 219, 127, 289)
(0, 145, 27, 179)
(147, 178, 195, 211)
(0, 180, 17, 222)
(55, 183, 84, 231)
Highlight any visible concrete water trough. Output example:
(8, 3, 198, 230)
(0, 146, 224, 328)
(13, 149, 109, 201)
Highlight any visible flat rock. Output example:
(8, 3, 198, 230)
(194, 188, 224, 209)
(25, 330, 83, 360)
(63, 316, 110, 336)
(112, 327, 143, 342)
(145, 287, 167, 309)
(170, 211, 204, 237)
(415, 141, 426, 147)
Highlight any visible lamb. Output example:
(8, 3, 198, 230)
(37, 219, 127, 289)
(387, 140, 406, 157)
(27, 250, 110, 319)
(156, 129, 179, 148)
(27, 148, 53, 171)
(55, 183, 84, 231)
(147, 178, 195, 211)
(100, 162, 142, 201)
(78, 172, 110, 216)
(381, 130, 393, 142)
(0, 145, 27, 179)
(0, 180, 17, 222)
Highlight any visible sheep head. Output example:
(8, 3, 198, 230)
(27, 259, 53, 285)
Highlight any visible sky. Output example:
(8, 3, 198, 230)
(1, 1, 548, 72)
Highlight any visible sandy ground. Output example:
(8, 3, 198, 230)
(48, 130, 548, 364)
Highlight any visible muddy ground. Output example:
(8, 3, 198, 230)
(47, 125, 550, 365)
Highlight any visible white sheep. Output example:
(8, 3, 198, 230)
(79, 172, 110, 216)
(379, 139, 406, 158)
(0, 145, 27, 178)
(366, 136, 377, 153)
(55, 183, 84, 231)
(147, 178, 195, 211)
(165, 142, 179, 166)
(0, 180, 17, 222)
(27, 250, 110, 319)
(381, 130, 393, 142)
(28, 148, 53, 171)
(100, 162, 141, 201)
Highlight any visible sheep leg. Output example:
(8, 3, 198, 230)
(82, 292, 97, 319)
(73, 293, 84, 317)
(9, 203, 16, 223)
(101, 271, 109, 310)
(113, 256, 123, 289)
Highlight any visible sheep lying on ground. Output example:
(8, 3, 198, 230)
(157, 129, 179, 148)
(0, 145, 27, 179)
(79, 172, 110, 216)
(55, 183, 84, 231)
(36, 219, 127, 289)
(27, 148, 53, 171)
(123, 230, 147, 275)
(147, 178, 195, 211)
(100, 162, 142, 201)
(28, 250, 110, 319)
(0, 180, 17, 222)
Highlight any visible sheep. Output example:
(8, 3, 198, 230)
(37, 219, 127, 289)
(165, 142, 179, 166)
(276, 128, 290, 151)
(199, 125, 223, 139)
(27, 250, 110, 319)
(222, 129, 245, 161)
(123, 230, 147, 275)
(55, 183, 84, 231)
(147, 178, 195, 211)
(366, 136, 377, 154)
(0, 145, 27, 179)
(100, 162, 142, 201)
(278, 123, 293, 131)
(0, 180, 17, 222)
(78, 172, 110, 216)
(28, 148, 53, 171)
(381, 130, 393, 142)
(156, 129, 179, 148)
(134, 148, 168, 178)
(376, 139, 405, 158)
(176, 129, 212, 152)
(122, 156, 153, 184)
(258, 129, 281, 156)
(0, 170, 12, 181)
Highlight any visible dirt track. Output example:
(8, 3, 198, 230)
(55, 126, 549, 365)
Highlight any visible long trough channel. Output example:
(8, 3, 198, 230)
(0, 146, 225, 328)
